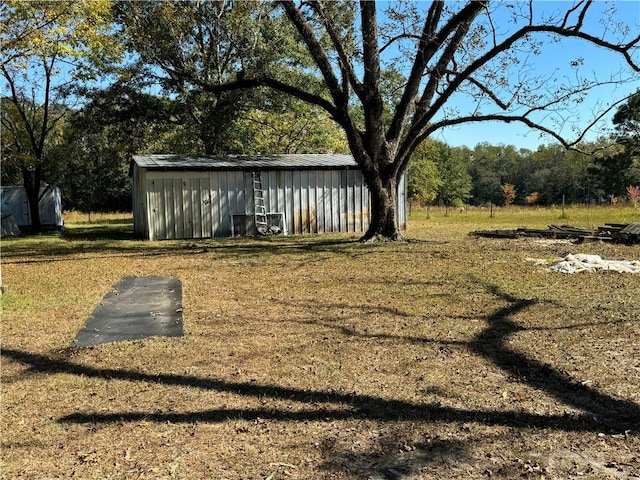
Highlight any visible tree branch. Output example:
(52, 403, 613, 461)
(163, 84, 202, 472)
(191, 75, 340, 121)
(387, 2, 485, 147)
(1, 63, 39, 159)
(379, 32, 421, 55)
(309, 1, 364, 102)
(37, 53, 55, 159)
(425, 114, 573, 149)
(360, 0, 385, 152)
(561, 0, 588, 30)
(462, 74, 515, 110)
(386, 2, 443, 147)
(278, 0, 346, 108)
(415, 4, 485, 120)
(399, 18, 640, 163)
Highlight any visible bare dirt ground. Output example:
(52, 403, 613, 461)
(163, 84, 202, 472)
(1, 216, 639, 479)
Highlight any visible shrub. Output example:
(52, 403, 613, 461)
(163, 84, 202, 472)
(627, 185, 640, 207)
(525, 192, 539, 206)
(501, 183, 516, 207)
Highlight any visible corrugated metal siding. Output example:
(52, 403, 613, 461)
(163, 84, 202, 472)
(261, 168, 374, 236)
(621, 223, 640, 235)
(145, 172, 213, 240)
(134, 162, 406, 240)
(0, 185, 63, 227)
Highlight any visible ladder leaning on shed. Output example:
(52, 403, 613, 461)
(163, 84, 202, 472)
(252, 172, 269, 235)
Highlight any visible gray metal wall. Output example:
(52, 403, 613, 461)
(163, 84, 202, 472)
(133, 167, 406, 240)
(0, 185, 63, 227)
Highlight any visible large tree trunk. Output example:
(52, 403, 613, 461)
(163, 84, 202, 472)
(22, 167, 42, 234)
(362, 174, 403, 242)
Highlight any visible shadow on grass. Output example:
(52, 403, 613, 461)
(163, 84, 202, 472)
(0, 223, 138, 261)
(0, 225, 402, 265)
(71, 218, 133, 225)
(62, 223, 136, 242)
(3, 284, 639, 477)
(4, 279, 639, 433)
(3, 346, 636, 432)
(318, 435, 471, 479)
(471, 284, 640, 431)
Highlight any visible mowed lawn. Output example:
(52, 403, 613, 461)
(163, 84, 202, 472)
(1, 207, 639, 479)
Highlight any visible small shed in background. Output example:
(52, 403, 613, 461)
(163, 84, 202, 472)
(131, 154, 407, 240)
(0, 185, 63, 230)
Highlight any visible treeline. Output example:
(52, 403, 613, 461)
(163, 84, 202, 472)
(409, 93, 640, 209)
(3, 101, 639, 213)
(2, 1, 639, 220)
(2, 90, 638, 213)
(409, 138, 640, 210)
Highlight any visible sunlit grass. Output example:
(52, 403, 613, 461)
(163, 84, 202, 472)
(409, 204, 640, 228)
(1, 206, 639, 479)
(62, 211, 132, 224)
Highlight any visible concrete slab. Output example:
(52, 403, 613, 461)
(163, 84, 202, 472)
(73, 277, 183, 347)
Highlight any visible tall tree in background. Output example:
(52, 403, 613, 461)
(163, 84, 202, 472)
(231, 101, 349, 155)
(613, 89, 640, 141)
(612, 90, 640, 188)
(168, 1, 639, 240)
(407, 140, 443, 211)
(590, 91, 640, 198)
(464, 143, 510, 206)
(114, 1, 322, 155)
(50, 93, 176, 214)
(434, 144, 472, 210)
(0, 0, 120, 232)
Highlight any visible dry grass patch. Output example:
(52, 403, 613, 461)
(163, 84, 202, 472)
(2, 210, 639, 479)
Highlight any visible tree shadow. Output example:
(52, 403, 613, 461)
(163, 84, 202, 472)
(62, 223, 136, 241)
(288, 289, 640, 433)
(318, 434, 471, 479)
(470, 283, 640, 430)
(3, 283, 639, 477)
(3, 339, 638, 433)
(0, 225, 385, 265)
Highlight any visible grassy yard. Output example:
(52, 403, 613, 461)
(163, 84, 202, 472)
(1, 207, 639, 479)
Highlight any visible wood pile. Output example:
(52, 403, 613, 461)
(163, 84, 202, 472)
(472, 223, 640, 245)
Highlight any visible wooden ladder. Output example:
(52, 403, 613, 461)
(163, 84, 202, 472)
(252, 172, 268, 235)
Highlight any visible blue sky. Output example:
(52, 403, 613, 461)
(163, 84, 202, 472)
(421, 1, 640, 151)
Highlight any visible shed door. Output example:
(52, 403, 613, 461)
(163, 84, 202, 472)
(146, 172, 212, 240)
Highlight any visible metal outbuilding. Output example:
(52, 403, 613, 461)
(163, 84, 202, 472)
(0, 185, 63, 230)
(131, 154, 407, 240)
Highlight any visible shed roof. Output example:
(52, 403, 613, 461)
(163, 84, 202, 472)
(132, 154, 357, 171)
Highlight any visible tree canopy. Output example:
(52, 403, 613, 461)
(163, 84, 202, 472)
(1, 0, 120, 231)
(159, 1, 639, 240)
(3, 1, 639, 235)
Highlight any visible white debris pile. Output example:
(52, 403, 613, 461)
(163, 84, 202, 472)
(550, 254, 640, 274)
